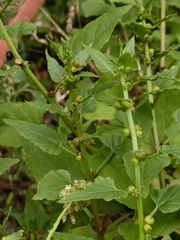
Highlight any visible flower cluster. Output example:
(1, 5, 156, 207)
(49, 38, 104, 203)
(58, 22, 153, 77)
(60, 179, 92, 224)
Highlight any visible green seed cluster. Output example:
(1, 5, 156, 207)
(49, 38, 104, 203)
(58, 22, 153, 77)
(59, 75, 80, 93)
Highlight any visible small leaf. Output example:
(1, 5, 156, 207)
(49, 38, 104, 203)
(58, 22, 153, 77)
(45, 49, 66, 83)
(81, 0, 112, 17)
(0, 66, 20, 76)
(154, 13, 177, 28)
(89, 79, 120, 97)
(123, 37, 135, 57)
(4, 119, 62, 155)
(33, 170, 72, 201)
(172, 108, 180, 124)
(2, 230, 25, 240)
(118, 52, 137, 70)
(118, 220, 139, 240)
(162, 145, 180, 158)
(59, 177, 127, 203)
(153, 45, 180, 64)
(77, 71, 99, 78)
(161, 236, 172, 240)
(52, 232, 94, 240)
(84, 45, 117, 73)
(25, 102, 70, 116)
(152, 185, 180, 213)
(0, 158, 20, 175)
(0, 22, 36, 40)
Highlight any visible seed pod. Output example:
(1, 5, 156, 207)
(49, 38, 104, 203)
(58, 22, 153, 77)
(75, 95, 84, 103)
(134, 149, 146, 160)
(123, 128, 131, 137)
(6, 51, 14, 60)
(144, 215, 154, 225)
(144, 224, 152, 233)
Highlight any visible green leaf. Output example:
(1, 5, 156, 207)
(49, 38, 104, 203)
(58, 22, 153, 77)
(89, 79, 120, 97)
(4, 119, 63, 155)
(33, 170, 72, 200)
(59, 177, 127, 203)
(162, 237, 172, 240)
(162, 145, 180, 158)
(153, 45, 180, 64)
(167, 0, 180, 8)
(22, 138, 84, 182)
(118, 52, 138, 70)
(25, 102, 70, 116)
(0, 22, 36, 40)
(0, 126, 22, 147)
(152, 184, 180, 213)
(83, 101, 115, 121)
(0, 158, 20, 175)
(77, 71, 98, 78)
(118, 220, 139, 240)
(146, 234, 152, 240)
(70, 5, 134, 56)
(0, 66, 20, 76)
(14, 191, 48, 232)
(154, 13, 177, 28)
(0, 102, 43, 148)
(112, 0, 135, 3)
(0, 102, 43, 125)
(173, 107, 180, 123)
(123, 152, 171, 197)
(155, 90, 180, 142)
(2, 230, 25, 240)
(133, 101, 153, 147)
(123, 37, 135, 57)
(52, 232, 94, 240)
(81, 0, 112, 17)
(151, 210, 180, 238)
(45, 49, 66, 83)
(127, 22, 149, 36)
(84, 46, 117, 73)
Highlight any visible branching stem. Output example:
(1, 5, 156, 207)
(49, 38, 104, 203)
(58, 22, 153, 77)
(120, 74, 145, 240)
(142, 19, 165, 189)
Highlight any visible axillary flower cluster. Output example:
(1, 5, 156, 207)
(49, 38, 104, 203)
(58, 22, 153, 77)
(59, 179, 91, 224)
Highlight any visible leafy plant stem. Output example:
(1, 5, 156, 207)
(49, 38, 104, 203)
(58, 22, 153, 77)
(142, 19, 165, 189)
(46, 202, 71, 240)
(160, 0, 166, 69)
(69, 85, 102, 239)
(0, 0, 13, 14)
(0, 19, 76, 135)
(95, 150, 115, 175)
(120, 73, 145, 240)
(53, 82, 62, 95)
(149, 207, 158, 218)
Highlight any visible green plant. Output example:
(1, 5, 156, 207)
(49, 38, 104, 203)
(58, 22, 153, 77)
(1, 0, 180, 240)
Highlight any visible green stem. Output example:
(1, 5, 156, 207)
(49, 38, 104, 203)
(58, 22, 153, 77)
(0, 19, 76, 135)
(160, 0, 166, 69)
(69, 86, 102, 239)
(46, 202, 71, 240)
(0, 0, 13, 14)
(121, 74, 145, 240)
(142, 19, 165, 189)
(95, 150, 115, 175)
